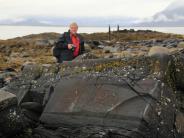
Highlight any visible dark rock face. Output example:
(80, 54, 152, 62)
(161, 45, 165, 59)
(0, 50, 184, 137)
(0, 78, 4, 88)
(39, 75, 175, 138)
(174, 53, 184, 91)
(0, 90, 17, 111)
(0, 90, 23, 136)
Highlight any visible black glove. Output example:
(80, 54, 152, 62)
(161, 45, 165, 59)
(71, 44, 76, 51)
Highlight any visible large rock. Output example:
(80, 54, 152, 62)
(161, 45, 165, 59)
(173, 52, 184, 91)
(148, 46, 170, 57)
(85, 40, 103, 49)
(5, 56, 173, 138)
(177, 42, 184, 48)
(175, 112, 184, 136)
(38, 71, 176, 138)
(103, 46, 121, 53)
(0, 90, 21, 136)
(0, 90, 40, 137)
(84, 43, 92, 52)
(113, 51, 132, 58)
(0, 90, 17, 111)
(1, 52, 184, 137)
(0, 78, 4, 88)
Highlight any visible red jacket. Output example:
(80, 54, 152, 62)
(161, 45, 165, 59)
(71, 33, 80, 57)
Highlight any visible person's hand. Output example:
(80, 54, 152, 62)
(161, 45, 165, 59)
(68, 44, 73, 49)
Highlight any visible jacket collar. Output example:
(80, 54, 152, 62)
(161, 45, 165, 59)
(68, 29, 79, 37)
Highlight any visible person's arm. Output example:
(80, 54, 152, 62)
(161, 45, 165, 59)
(55, 33, 68, 50)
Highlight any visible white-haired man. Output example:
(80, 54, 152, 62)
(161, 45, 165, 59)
(53, 22, 85, 62)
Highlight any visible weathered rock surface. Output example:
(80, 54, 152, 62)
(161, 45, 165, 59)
(148, 46, 170, 57)
(178, 42, 184, 48)
(0, 49, 183, 137)
(0, 90, 17, 111)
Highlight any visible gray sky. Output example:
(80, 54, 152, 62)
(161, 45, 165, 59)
(0, 0, 175, 20)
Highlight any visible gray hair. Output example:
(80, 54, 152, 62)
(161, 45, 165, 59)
(69, 22, 78, 28)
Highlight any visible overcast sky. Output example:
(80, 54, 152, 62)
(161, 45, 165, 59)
(0, 0, 175, 20)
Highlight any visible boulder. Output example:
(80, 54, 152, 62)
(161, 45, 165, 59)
(104, 53, 113, 58)
(175, 112, 184, 136)
(85, 40, 102, 49)
(38, 72, 176, 138)
(0, 78, 4, 88)
(74, 53, 98, 60)
(174, 52, 184, 91)
(0, 90, 24, 136)
(48, 39, 56, 45)
(21, 102, 43, 114)
(1, 53, 184, 137)
(169, 48, 181, 54)
(0, 90, 17, 111)
(84, 43, 92, 52)
(177, 42, 184, 48)
(103, 46, 121, 53)
(148, 46, 170, 57)
(113, 51, 132, 58)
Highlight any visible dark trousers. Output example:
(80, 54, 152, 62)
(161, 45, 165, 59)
(53, 47, 77, 63)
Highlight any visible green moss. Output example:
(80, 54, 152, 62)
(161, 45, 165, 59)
(55, 57, 152, 77)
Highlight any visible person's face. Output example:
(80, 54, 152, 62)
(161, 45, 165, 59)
(70, 25, 78, 34)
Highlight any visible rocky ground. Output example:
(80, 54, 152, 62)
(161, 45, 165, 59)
(1, 29, 184, 138)
(0, 29, 184, 89)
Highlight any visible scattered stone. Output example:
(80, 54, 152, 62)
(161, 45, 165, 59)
(10, 52, 20, 58)
(104, 54, 113, 58)
(35, 40, 50, 46)
(20, 52, 30, 57)
(113, 51, 132, 58)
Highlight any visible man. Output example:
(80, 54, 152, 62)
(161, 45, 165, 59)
(53, 22, 85, 63)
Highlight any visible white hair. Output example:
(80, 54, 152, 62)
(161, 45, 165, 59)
(69, 22, 78, 28)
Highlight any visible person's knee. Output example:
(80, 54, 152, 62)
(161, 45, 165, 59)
(52, 47, 61, 58)
(57, 58, 63, 63)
